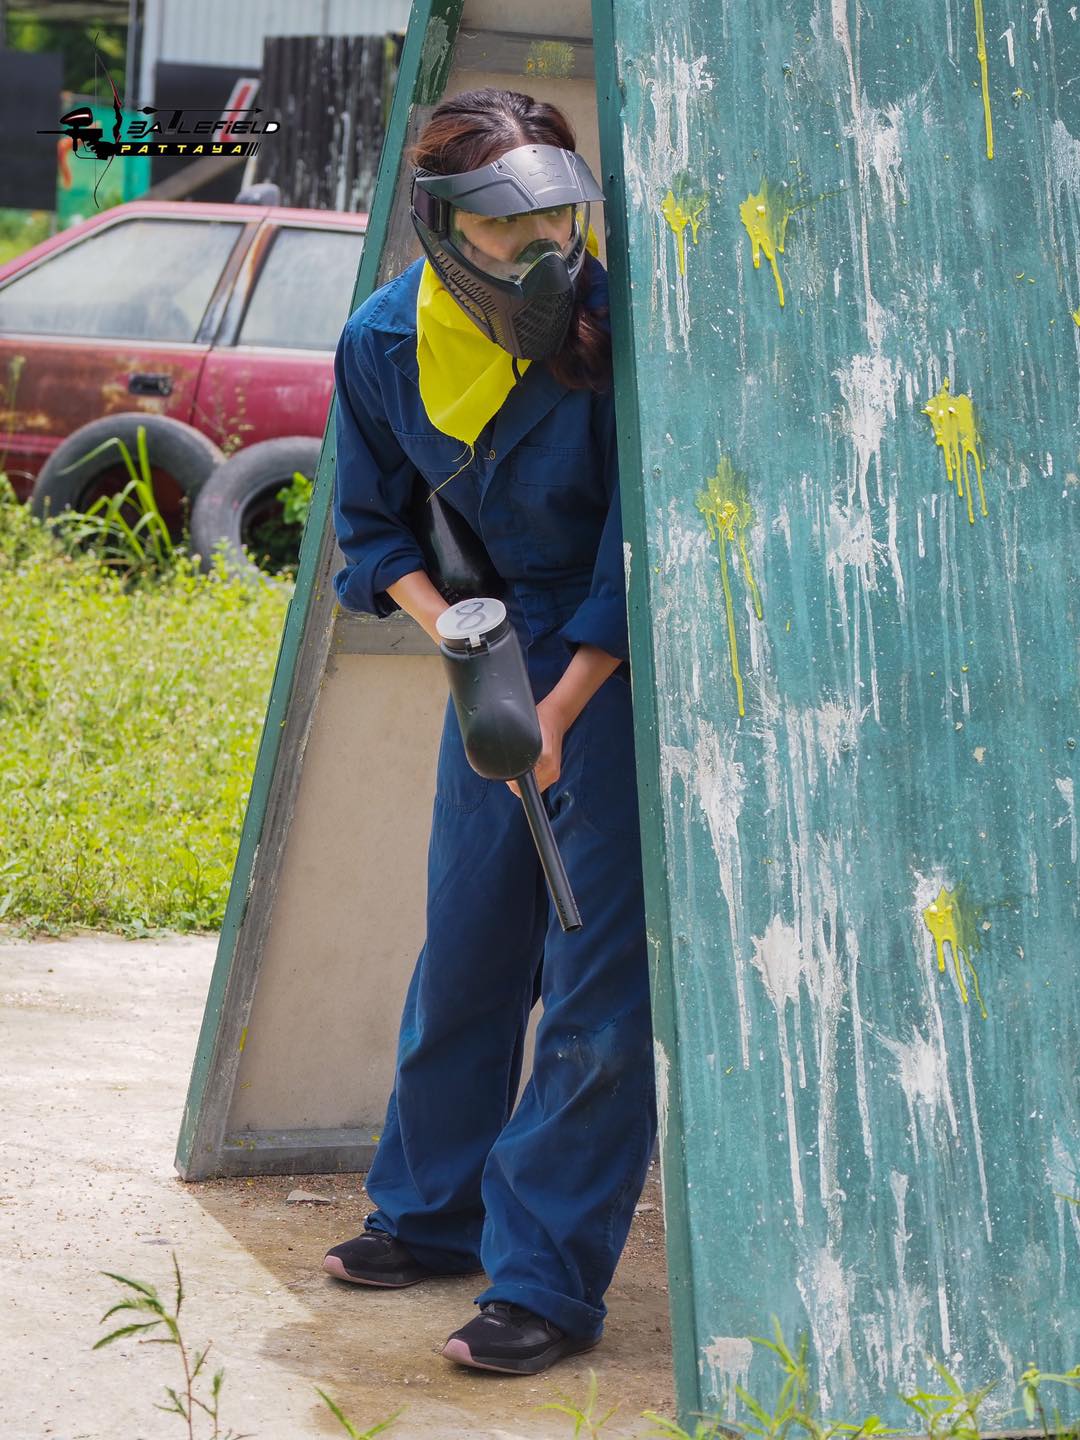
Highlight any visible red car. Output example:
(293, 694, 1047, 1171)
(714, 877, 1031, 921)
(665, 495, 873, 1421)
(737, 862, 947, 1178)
(0, 199, 367, 506)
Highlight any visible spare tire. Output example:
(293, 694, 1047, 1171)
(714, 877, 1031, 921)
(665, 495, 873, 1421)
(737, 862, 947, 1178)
(31, 413, 223, 540)
(189, 436, 323, 577)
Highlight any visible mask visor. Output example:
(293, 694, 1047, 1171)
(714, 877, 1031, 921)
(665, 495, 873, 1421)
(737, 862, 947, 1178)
(449, 202, 589, 283)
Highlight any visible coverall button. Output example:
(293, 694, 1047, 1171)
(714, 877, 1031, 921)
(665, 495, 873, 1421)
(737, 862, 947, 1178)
(488, 449, 497, 460)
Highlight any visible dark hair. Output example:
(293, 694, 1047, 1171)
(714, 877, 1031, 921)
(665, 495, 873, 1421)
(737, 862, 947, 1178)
(409, 88, 611, 392)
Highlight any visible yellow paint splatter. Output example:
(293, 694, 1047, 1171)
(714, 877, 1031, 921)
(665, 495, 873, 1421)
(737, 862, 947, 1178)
(973, 0, 994, 160)
(1072, 309, 1080, 327)
(739, 180, 795, 307)
(524, 41, 575, 78)
(922, 378, 989, 524)
(238, 1025, 248, 1052)
(923, 884, 988, 1017)
(695, 458, 764, 718)
(661, 185, 709, 276)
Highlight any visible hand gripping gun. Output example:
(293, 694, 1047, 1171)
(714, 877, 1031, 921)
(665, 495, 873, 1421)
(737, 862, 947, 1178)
(435, 597, 583, 933)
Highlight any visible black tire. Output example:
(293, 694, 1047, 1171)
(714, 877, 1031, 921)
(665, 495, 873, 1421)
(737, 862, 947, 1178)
(188, 436, 322, 577)
(30, 412, 224, 539)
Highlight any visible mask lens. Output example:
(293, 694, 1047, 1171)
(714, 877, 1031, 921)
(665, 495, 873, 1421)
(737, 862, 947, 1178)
(450, 202, 589, 281)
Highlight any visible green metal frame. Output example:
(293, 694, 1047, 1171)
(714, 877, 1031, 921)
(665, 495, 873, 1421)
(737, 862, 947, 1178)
(175, 0, 466, 1176)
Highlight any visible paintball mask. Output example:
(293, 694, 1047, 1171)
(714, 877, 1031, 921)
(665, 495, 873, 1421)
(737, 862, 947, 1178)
(411, 143, 605, 360)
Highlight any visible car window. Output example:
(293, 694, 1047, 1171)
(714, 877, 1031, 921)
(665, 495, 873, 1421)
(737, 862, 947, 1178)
(236, 227, 365, 351)
(0, 218, 242, 343)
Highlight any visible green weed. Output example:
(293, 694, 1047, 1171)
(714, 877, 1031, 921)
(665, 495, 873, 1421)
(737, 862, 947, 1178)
(1019, 1363, 1080, 1439)
(0, 475, 288, 932)
(96, 1255, 399, 1438)
(540, 1367, 621, 1437)
(95, 1252, 253, 1440)
(240, 468, 315, 577)
(277, 469, 314, 529)
(48, 425, 177, 578)
(314, 1389, 401, 1439)
(899, 1359, 999, 1440)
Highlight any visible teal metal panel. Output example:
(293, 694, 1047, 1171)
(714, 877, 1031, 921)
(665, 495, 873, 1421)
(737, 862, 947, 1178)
(598, 0, 1080, 1427)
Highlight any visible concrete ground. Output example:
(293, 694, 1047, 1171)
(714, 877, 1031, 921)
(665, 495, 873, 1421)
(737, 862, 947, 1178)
(0, 932, 674, 1440)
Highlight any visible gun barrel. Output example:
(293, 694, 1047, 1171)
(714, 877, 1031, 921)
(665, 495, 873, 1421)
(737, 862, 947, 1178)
(518, 770, 582, 933)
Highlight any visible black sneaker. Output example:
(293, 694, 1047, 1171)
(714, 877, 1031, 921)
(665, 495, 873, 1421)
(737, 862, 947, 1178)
(441, 1302, 601, 1375)
(322, 1229, 434, 1288)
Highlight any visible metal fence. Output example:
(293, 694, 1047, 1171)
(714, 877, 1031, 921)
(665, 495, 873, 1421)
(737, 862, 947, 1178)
(254, 32, 401, 214)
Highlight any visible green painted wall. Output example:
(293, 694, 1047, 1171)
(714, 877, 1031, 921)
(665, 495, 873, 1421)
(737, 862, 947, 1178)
(598, 0, 1080, 1426)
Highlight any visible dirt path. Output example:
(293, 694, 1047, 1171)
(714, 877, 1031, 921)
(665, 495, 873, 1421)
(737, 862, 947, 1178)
(0, 932, 674, 1439)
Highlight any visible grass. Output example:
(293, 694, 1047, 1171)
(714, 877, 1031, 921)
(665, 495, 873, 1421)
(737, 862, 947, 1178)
(0, 474, 289, 933)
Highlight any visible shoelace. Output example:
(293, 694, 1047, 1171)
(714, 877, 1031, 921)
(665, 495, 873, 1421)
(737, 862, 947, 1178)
(480, 1301, 542, 1327)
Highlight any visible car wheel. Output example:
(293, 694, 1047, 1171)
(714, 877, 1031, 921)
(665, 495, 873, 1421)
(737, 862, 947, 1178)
(188, 436, 323, 577)
(30, 412, 224, 540)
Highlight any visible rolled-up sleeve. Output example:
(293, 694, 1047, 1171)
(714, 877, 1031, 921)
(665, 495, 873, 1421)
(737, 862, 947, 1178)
(332, 318, 425, 617)
(558, 387, 629, 662)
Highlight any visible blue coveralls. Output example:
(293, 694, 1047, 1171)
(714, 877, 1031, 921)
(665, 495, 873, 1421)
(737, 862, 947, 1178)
(331, 255, 656, 1342)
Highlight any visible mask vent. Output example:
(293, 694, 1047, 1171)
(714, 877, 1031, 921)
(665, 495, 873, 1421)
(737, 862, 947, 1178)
(512, 289, 574, 358)
(438, 253, 503, 338)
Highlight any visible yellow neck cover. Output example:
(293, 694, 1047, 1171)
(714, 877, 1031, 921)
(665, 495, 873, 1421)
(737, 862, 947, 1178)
(416, 262, 530, 448)
(415, 228, 600, 448)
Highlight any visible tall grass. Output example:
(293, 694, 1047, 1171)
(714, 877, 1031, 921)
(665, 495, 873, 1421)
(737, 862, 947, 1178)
(0, 478, 289, 932)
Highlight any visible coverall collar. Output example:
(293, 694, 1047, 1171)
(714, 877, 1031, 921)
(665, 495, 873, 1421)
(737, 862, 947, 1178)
(380, 259, 569, 477)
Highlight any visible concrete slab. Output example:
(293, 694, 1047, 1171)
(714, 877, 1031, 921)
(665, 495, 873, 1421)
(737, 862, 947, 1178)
(0, 933, 674, 1439)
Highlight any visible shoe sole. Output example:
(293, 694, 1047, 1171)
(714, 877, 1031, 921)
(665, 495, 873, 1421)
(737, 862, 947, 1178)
(441, 1334, 601, 1376)
(322, 1254, 428, 1288)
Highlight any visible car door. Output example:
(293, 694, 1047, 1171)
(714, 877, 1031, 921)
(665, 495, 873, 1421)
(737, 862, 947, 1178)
(0, 212, 251, 498)
(193, 220, 366, 454)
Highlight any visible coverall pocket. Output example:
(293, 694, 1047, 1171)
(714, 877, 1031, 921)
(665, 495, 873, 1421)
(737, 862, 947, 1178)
(508, 445, 606, 572)
(392, 428, 476, 490)
(434, 696, 490, 814)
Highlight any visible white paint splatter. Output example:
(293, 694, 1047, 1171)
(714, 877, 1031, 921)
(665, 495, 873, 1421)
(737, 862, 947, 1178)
(700, 1336, 753, 1416)
(660, 711, 751, 1065)
(879, 1026, 952, 1163)
(835, 351, 900, 510)
(847, 924, 874, 1171)
(751, 915, 805, 1010)
(811, 701, 863, 774)
(886, 1172, 928, 1391)
(826, 501, 883, 721)
(960, 1004, 993, 1242)
(1054, 777, 1077, 863)
(937, 1281, 952, 1355)
(796, 1246, 855, 1409)
(751, 917, 807, 1225)
(622, 540, 632, 591)
(1047, 1134, 1080, 1292)
(1050, 118, 1080, 197)
(886, 494, 906, 607)
(654, 1039, 671, 1153)
(691, 721, 751, 1061)
(831, 0, 880, 347)
(828, 501, 877, 572)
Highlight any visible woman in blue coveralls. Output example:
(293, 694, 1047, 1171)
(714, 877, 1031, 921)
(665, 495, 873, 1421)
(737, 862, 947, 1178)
(323, 87, 656, 1377)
